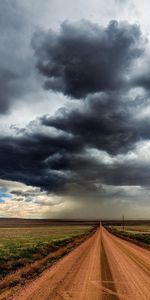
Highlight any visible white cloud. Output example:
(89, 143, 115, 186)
(86, 140, 150, 166)
(0, 179, 63, 218)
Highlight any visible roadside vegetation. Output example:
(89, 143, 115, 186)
(0, 225, 95, 297)
(106, 224, 150, 247)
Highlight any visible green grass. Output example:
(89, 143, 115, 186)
(107, 225, 150, 246)
(112, 224, 150, 233)
(0, 226, 93, 278)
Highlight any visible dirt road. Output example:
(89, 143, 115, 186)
(11, 227, 150, 300)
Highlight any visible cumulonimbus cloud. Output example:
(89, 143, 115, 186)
(32, 20, 144, 98)
(1, 19, 150, 203)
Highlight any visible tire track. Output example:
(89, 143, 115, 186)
(11, 228, 101, 300)
(106, 232, 150, 278)
(10, 226, 150, 300)
(102, 227, 150, 300)
(101, 238, 119, 300)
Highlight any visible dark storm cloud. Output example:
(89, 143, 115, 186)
(1, 14, 150, 202)
(71, 153, 150, 188)
(41, 92, 141, 154)
(134, 74, 150, 90)
(32, 20, 143, 98)
(1, 87, 150, 196)
(0, 123, 84, 192)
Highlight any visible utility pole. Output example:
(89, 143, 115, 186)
(122, 215, 125, 232)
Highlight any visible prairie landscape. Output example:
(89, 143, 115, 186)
(0, 219, 150, 300)
(1, 0, 150, 299)
(0, 219, 95, 299)
(106, 221, 150, 247)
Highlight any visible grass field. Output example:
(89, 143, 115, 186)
(107, 223, 150, 246)
(0, 225, 93, 280)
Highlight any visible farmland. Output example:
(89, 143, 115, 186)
(0, 221, 94, 297)
(10, 225, 150, 300)
(106, 222, 150, 246)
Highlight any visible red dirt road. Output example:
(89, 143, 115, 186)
(11, 227, 150, 300)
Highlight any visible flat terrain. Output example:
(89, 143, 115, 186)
(111, 224, 150, 233)
(0, 225, 93, 280)
(10, 226, 150, 300)
(0, 218, 99, 227)
(107, 224, 150, 246)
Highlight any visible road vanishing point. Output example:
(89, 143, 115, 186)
(11, 226, 150, 300)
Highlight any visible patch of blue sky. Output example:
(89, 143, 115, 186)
(0, 199, 5, 203)
(0, 188, 12, 203)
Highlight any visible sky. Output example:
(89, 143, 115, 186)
(0, 0, 150, 219)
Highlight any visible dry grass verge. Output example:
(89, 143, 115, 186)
(0, 228, 96, 300)
(106, 226, 150, 250)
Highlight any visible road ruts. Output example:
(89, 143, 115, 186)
(101, 227, 150, 300)
(11, 228, 101, 300)
(10, 226, 150, 300)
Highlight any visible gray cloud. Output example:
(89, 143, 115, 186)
(0, 88, 150, 199)
(1, 8, 150, 218)
(41, 92, 150, 154)
(0, 0, 39, 114)
(32, 20, 144, 99)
